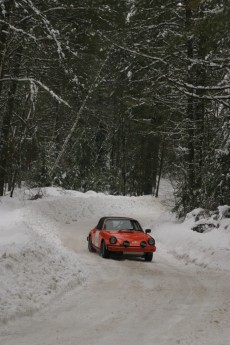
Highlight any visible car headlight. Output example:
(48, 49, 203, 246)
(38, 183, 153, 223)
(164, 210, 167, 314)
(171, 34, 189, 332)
(109, 236, 117, 244)
(140, 241, 147, 248)
(148, 237, 155, 245)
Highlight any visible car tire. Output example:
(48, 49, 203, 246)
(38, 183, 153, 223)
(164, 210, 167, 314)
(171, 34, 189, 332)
(100, 240, 110, 259)
(88, 236, 96, 252)
(144, 252, 153, 262)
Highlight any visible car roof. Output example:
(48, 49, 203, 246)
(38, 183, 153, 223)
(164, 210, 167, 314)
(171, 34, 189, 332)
(99, 216, 137, 222)
(96, 216, 140, 230)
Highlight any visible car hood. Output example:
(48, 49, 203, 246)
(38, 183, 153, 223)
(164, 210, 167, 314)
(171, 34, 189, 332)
(102, 230, 148, 243)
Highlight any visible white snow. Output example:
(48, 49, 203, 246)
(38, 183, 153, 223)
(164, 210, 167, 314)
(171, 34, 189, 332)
(156, 213, 230, 271)
(0, 180, 230, 344)
(0, 189, 85, 323)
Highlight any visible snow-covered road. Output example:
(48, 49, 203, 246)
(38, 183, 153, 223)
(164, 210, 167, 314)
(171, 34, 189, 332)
(1, 185, 230, 345)
(2, 245, 230, 345)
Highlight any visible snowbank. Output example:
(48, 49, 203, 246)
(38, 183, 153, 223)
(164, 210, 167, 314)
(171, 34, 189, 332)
(156, 209, 230, 271)
(0, 190, 85, 324)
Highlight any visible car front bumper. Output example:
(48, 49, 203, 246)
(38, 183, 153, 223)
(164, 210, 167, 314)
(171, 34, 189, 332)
(107, 245, 156, 253)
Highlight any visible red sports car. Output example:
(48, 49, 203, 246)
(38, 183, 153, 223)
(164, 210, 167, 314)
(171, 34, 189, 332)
(87, 217, 156, 261)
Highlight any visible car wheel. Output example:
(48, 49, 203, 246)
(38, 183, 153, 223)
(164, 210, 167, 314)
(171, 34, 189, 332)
(100, 240, 110, 258)
(144, 252, 153, 262)
(88, 236, 96, 252)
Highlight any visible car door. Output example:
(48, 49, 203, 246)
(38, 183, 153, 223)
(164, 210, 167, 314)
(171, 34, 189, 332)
(92, 227, 100, 248)
(94, 228, 101, 248)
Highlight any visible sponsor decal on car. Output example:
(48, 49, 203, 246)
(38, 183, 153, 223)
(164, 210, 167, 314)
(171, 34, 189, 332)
(95, 231, 99, 247)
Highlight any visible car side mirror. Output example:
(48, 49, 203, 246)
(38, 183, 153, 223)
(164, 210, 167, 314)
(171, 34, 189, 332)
(145, 229, 151, 234)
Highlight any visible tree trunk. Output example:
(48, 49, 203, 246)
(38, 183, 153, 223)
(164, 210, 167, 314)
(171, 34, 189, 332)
(0, 1, 14, 97)
(194, 26, 206, 188)
(185, 1, 195, 192)
(155, 142, 165, 198)
(0, 46, 22, 195)
(142, 135, 160, 195)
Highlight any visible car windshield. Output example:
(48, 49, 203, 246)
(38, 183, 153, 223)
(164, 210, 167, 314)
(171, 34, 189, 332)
(103, 218, 143, 231)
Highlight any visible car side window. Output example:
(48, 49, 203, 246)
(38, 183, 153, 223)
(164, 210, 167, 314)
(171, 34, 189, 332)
(96, 218, 104, 230)
(131, 220, 143, 231)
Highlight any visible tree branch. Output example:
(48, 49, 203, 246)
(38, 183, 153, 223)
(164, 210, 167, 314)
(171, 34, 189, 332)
(0, 77, 71, 108)
(49, 49, 112, 175)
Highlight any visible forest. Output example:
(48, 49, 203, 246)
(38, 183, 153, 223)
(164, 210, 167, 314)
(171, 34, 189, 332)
(0, 0, 229, 216)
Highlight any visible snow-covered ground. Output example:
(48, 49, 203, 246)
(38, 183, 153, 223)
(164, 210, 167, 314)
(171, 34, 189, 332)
(0, 180, 230, 345)
(0, 189, 85, 324)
